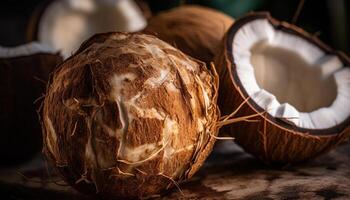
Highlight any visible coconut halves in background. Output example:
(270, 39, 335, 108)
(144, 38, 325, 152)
(27, 0, 147, 58)
(0, 43, 62, 166)
(216, 12, 350, 164)
(144, 5, 234, 65)
(42, 32, 219, 199)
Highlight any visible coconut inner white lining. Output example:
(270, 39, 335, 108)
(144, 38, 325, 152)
(38, 0, 146, 58)
(0, 42, 56, 58)
(232, 19, 350, 129)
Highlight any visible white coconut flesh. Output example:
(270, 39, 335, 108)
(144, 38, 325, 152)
(38, 0, 147, 58)
(0, 42, 56, 58)
(232, 19, 350, 130)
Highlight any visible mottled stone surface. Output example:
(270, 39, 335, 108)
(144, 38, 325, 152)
(1, 140, 350, 199)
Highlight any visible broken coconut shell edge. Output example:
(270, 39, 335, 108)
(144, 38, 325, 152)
(215, 12, 350, 164)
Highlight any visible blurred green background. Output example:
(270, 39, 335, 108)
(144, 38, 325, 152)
(0, 0, 348, 53)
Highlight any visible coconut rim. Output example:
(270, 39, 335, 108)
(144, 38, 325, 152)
(26, 0, 52, 42)
(0, 42, 60, 58)
(225, 12, 350, 136)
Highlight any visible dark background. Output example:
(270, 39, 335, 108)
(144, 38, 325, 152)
(0, 0, 349, 54)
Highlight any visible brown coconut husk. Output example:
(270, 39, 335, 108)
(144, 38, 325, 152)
(215, 12, 350, 164)
(144, 5, 234, 65)
(42, 32, 220, 199)
(0, 48, 62, 166)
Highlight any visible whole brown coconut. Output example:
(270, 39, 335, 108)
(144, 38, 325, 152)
(42, 32, 219, 199)
(215, 12, 350, 164)
(144, 5, 234, 65)
(0, 43, 62, 166)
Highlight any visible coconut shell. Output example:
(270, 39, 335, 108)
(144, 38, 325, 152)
(135, 0, 152, 19)
(144, 5, 234, 65)
(215, 12, 350, 164)
(42, 32, 219, 199)
(26, 0, 50, 42)
(0, 47, 62, 166)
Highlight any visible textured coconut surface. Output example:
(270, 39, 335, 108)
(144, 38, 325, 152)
(41, 32, 219, 198)
(0, 140, 350, 199)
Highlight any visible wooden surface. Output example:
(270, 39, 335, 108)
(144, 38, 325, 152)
(1, 140, 350, 200)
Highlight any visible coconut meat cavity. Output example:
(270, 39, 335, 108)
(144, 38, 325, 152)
(232, 19, 350, 129)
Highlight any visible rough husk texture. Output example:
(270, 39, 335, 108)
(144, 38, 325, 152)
(42, 32, 219, 199)
(215, 12, 350, 164)
(0, 53, 62, 165)
(144, 5, 234, 65)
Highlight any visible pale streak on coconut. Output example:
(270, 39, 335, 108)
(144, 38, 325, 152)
(43, 32, 219, 198)
(44, 116, 58, 158)
(216, 12, 350, 164)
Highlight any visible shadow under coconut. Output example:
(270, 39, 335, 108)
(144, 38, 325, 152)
(0, 181, 93, 200)
(0, 141, 350, 199)
(161, 141, 350, 199)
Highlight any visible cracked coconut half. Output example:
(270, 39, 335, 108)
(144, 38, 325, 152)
(215, 12, 350, 164)
(42, 32, 220, 199)
(0, 42, 62, 165)
(27, 0, 147, 59)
